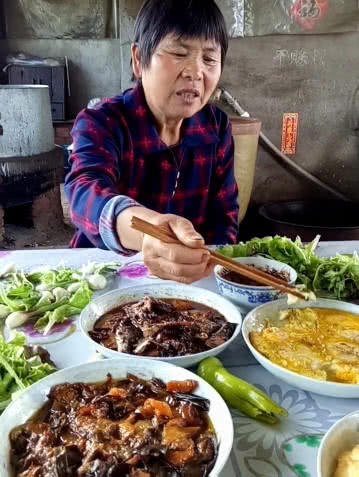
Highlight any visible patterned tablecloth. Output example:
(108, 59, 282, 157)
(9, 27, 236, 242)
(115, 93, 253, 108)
(1, 241, 359, 477)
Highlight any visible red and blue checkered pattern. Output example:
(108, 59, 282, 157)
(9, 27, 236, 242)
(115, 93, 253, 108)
(65, 83, 239, 251)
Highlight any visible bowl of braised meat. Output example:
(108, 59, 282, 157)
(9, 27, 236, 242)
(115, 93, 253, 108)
(214, 256, 297, 310)
(80, 283, 242, 368)
(1, 358, 233, 477)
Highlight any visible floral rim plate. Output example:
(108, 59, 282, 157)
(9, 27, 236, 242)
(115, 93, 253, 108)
(282, 434, 323, 477)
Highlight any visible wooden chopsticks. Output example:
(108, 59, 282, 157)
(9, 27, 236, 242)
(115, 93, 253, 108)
(131, 216, 307, 301)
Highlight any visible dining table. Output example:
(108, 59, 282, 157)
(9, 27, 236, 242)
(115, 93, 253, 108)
(1, 240, 359, 477)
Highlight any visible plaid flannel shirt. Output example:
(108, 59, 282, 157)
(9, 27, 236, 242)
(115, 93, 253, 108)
(65, 83, 239, 253)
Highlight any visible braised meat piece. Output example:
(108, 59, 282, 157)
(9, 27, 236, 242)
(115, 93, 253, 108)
(10, 375, 217, 477)
(89, 297, 234, 357)
(116, 320, 143, 353)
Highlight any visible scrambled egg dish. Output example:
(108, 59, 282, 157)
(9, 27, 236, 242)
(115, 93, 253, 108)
(250, 308, 359, 384)
(334, 444, 359, 477)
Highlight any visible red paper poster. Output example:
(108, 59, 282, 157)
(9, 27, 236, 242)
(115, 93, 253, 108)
(281, 113, 299, 155)
(291, 0, 329, 31)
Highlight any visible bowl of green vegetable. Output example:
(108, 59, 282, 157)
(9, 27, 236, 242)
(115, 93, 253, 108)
(217, 235, 359, 302)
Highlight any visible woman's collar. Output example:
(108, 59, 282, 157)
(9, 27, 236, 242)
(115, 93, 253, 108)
(126, 82, 219, 153)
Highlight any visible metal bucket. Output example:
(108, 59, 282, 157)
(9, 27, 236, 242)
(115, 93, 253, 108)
(0, 85, 54, 158)
(0, 84, 63, 209)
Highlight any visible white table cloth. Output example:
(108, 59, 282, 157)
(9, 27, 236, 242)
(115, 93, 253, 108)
(1, 241, 359, 477)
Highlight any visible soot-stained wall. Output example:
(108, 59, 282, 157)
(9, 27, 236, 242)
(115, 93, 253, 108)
(0, 0, 358, 205)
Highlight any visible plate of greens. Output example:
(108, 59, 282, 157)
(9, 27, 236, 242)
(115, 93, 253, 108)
(217, 235, 359, 301)
(0, 261, 123, 341)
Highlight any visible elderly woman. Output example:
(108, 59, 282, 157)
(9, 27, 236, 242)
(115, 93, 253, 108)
(65, 0, 239, 283)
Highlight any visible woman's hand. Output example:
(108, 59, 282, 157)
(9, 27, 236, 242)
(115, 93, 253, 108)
(142, 214, 214, 284)
(116, 207, 214, 283)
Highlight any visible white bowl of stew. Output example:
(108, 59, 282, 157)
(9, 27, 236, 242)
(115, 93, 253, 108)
(80, 283, 242, 368)
(214, 256, 297, 310)
(0, 358, 234, 477)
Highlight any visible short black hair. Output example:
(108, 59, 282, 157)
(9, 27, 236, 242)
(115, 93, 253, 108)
(133, 0, 228, 71)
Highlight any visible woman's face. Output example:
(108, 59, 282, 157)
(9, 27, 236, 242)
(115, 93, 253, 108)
(132, 34, 222, 124)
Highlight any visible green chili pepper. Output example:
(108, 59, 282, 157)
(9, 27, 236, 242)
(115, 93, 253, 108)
(197, 357, 288, 423)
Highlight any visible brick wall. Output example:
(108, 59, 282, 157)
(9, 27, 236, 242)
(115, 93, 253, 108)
(54, 122, 73, 146)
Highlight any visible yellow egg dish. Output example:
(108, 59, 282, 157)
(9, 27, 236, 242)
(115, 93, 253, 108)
(249, 308, 359, 384)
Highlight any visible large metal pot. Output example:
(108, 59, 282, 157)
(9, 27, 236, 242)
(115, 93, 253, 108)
(0, 85, 63, 207)
(0, 85, 54, 158)
(258, 200, 359, 241)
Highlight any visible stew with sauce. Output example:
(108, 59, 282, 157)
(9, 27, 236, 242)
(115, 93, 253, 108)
(10, 374, 217, 477)
(89, 296, 234, 357)
(219, 265, 290, 286)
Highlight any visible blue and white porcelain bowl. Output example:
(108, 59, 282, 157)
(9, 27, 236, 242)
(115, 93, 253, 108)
(214, 256, 297, 310)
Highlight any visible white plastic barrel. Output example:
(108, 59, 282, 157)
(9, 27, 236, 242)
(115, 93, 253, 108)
(0, 85, 54, 158)
(231, 117, 261, 224)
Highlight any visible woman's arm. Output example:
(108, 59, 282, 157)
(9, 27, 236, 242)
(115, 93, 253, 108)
(65, 105, 140, 250)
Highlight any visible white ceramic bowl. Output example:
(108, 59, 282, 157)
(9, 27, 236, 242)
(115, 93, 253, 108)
(214, 256, 297, 310)
(0, 358, 233, 477)
(317, 410, 359, 477)
(80, 283, 242, 368)
(242, 297, 359, 398)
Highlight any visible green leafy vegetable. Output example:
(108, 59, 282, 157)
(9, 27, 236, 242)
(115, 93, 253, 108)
(0, 304, 10, 319)
(68, 281, 92, 309)
(0, 331, 56, 412)
(217, 235, 359, 300)
(312, 252, 359, 299)
(33, 282, 92, 334)
(0, 282, 40, 312)
(0, 261, 123, 334)
(35, 305, 81, 335)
